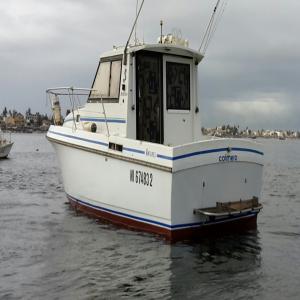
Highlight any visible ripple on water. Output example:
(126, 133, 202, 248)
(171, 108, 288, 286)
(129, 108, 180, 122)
(268, 231, 300, 238)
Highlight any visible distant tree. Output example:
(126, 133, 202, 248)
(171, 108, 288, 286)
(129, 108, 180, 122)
(36, 113, 42, 126)
(2, 107, 7, 117)
(233, 126, 238, 136)
(26, 108, 31, 117)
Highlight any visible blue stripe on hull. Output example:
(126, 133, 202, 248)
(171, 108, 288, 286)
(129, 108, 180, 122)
(48, 130, 108, 147)
(123, 147, 145, 155)
(64, 117, 126, 124)
(159, 147, 263, 160)
(80, 117, 126, 124)
(67, 194, 258, 230)
(49, 130, 264, 160)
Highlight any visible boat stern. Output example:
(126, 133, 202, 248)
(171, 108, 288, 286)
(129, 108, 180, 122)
(169, 138, 264, 239)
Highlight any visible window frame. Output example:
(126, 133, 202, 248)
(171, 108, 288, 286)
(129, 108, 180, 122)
(88, 55, 123, 103)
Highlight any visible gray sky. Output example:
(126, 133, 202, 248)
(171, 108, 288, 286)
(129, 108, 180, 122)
(0, 0, 299, 130)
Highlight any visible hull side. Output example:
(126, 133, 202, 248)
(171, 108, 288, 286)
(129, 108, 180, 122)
(0, 143, 13, 158)
(68, 194, 258, 242)
(68, 195, 171, 238)
(53, 142, 173, 226)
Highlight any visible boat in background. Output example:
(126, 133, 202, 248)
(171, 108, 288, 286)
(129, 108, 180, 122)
(46, 1, 264, 241)
(0, 130, 13, 158)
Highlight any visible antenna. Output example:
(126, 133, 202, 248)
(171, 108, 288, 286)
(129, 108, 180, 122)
(160, 20, 163, 43)
(123, 0, 145, 65)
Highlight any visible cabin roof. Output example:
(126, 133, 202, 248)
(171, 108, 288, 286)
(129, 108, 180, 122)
(100, 43, 204, 63)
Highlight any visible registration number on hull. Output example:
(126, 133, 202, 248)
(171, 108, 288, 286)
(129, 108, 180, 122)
(130, 169, 153, 187)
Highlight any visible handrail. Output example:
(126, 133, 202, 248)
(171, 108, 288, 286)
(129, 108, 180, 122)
(46, 87, 96, 128)
(46, 87, 110, 136)
(46, 87, 95, 96)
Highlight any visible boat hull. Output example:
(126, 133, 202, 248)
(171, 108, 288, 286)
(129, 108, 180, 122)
(68, 194, 258, 241)
(0, 142, 13, 158)
(48, 127, 263, 241)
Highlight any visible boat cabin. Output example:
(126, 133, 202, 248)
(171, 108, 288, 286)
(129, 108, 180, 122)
(69, 40, 203, 146)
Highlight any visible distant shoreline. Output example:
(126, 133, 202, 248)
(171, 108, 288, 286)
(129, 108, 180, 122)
(0, 127, 49, 133)
(202, 126, 300, 140)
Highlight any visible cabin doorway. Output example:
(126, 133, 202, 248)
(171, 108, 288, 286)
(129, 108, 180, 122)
(136, 51, 163, 144)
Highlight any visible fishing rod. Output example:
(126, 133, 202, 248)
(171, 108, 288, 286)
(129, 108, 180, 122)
(199, 0, 228, 55)
(123, 0, 145, 65)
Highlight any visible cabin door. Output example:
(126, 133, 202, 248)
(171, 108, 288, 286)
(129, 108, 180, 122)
(136, 51, 163, 144)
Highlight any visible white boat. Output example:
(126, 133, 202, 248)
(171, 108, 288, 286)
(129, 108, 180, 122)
(47, 4, 264, 241)
(0, 131, 13, 158)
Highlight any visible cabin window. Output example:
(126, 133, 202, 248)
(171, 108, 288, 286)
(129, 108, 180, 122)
(110, 60, 122, 98)
(89, 59, 122, 101)
(166, 62, 190, 110)
(95, 61, 110, 96)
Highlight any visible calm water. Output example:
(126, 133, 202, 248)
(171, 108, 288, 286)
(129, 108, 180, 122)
(0, 134, 300, 300)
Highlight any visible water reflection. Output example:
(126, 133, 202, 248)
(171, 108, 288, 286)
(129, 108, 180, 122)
(34, 211, 171, 299)
(169, 232, 262, 299)
(34, 205, 263, 300)
(39, 208, 263, 300)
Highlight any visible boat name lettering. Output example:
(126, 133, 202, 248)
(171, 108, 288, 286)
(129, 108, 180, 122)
(218, 154, 238, 162)
(145, 149, 157, 158)
(130, 169, 153, 187)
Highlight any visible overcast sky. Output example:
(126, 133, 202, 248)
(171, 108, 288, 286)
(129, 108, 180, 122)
(0, 0, 299, 129)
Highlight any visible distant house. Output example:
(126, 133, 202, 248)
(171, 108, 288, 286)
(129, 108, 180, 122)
(26, 112, 41, 126)
(4, 116, 15, 127)
(14, 113, 25, 127)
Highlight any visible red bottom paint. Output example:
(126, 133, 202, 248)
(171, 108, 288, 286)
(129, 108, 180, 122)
(68, 197, 258, 242)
